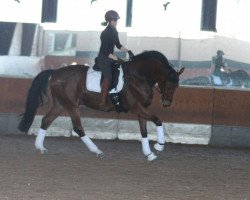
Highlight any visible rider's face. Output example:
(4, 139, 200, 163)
(110, 20, 118, 27)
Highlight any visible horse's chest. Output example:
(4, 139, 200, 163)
(143, 91, 153, 106)
(135, 86, 153, 105)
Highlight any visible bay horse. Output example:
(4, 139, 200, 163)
(18, 50, 184, 161)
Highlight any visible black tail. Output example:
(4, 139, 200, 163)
(18, 70, 54, 133)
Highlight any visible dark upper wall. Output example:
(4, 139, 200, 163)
(0, 22, 38, 56)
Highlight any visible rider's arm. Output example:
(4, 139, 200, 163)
(108, 53, 119, 61)
(108, 30, 129, 61)
(222, 58, 227, 68)
(120, 46, 129, 53)
(110, 33, 126, 61)
(114, 31, 122, 50)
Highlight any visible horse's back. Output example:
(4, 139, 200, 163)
(49, 65, 89, 101)
(53, 65, 88, 78)
(51, 65, 88, 84)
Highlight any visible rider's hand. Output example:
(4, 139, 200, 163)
(116, 58, 124, 65)
(128, 50, 134, 60)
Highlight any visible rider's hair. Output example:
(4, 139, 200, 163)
(101, 21, 108, 26)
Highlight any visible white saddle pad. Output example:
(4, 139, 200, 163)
(86, 66, 124, 93)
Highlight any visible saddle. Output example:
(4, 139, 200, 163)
(86, 63, 125, 112)
(93, 63, 120, 91)
(86, 64, 124, 93)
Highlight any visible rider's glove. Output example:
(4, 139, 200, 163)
(128, 50, 134, 60)
(116, 58, 124, 65)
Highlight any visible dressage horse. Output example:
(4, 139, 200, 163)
(18, 51, 184, 161)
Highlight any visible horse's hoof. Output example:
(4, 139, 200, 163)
(36, 146, 48, 154)
(95, 150, 104, 158)
(154, 143, 165, 152)
(40, 149, 48, 154)
(147, 152, 157, 161)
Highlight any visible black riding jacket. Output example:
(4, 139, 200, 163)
(214, 56, 226, 75)
(99, 25, 122, 57)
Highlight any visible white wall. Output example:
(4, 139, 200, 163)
(0, 0, 42, 23)
(130, 0, 202, 37)
(213, 35, 250, 64)
(51, 0, 127, 31)
(1, 0, 250, 42)
(76, 31, 127, 52)
(217, 0, 250, 42)
(0, 56, 43, 78)
(127, 36, 179, 60)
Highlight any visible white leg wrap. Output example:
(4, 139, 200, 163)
(156, 125, 165, 144)
(154, 126, 165, 152)
(35, 128, 46, 149)
(141, 137, 152, 156)
(81, 136, 99, 153)
(147, 152, 157, 161)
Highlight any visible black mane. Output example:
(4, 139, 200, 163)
(132, 50, 178, 82)
(133, 50, 172, 70)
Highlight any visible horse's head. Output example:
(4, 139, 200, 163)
(158, 67, 185, 107)
(130, 51, 185, 107)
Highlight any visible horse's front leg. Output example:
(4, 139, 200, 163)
(138, 116, 157, 161)
(134, 104, 166, 155)
(154, 125, 165, 152)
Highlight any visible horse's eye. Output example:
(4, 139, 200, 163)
(170, 74, 175, 80)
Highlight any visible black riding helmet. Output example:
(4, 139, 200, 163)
(105, 10, 120, 22)
(217, 50, 225, 56)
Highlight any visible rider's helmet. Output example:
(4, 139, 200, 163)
(217, 50, 225, 56)
(105, 10, 120, 22)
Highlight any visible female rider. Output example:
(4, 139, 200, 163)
(96, 10, 134, 111)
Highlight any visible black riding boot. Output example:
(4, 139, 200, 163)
(99, 78, 111, 111)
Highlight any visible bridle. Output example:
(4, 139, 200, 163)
(154, 85, 161, 93)
(154, 82, 166, 100)
(155, 81, 177, 102)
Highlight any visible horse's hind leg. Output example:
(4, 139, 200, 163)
(66, 105, 103, 157)
(35, 101, 63, 153)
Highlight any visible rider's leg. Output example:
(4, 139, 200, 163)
(99, 77, 111, 111)
(99, 62, 112, 111)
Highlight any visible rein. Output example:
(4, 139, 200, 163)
(154, 83, 166, 100)
(154, 86, 161, 94)
(154, 85, 165, 100)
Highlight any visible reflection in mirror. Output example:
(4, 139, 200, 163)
(47, 33, 76, 56)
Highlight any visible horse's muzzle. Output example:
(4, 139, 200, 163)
(162, 99, 171, 107)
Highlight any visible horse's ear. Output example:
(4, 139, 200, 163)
(177, 67, 185, 76)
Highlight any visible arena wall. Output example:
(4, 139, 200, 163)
(0, 76, 249, 148)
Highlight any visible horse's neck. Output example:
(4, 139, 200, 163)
(124, 63, 163, 87)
